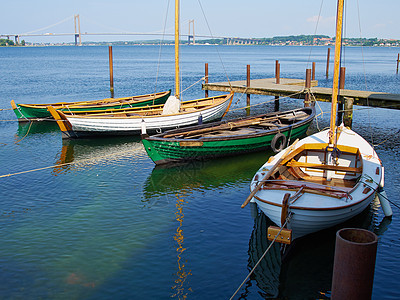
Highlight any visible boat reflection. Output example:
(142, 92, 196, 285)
(52, 136, 143, 175)
(16, 121, 60, 137)
(143, 150, 272, 205)
(247, 198, 391, 299)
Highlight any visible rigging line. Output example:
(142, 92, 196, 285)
(154, 0, 172, 96)
(230, 213, 293, 300)
(306, 0, 325, 68)
(196, 0, 232, 91)
(23, 15, 74, 35)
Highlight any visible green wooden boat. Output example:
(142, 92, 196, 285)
(142, 107, 315, 165)
(11, 90, 171, 122)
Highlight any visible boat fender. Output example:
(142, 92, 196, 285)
(271, 133, 287, 153)
(141, 119, 147, 135)
(198, 113, 203, 125)
(377, 186, 393, 217)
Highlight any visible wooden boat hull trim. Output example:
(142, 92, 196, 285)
(49, 93, 234, 138)
(250, 125, 383, 240)
(142, 107, 315, 165)
(11, 90, 171, 121)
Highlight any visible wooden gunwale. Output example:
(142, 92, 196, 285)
(14, 90, 171, 109)
(253, 192, 370, 211)
(59, 93, 233, 118)
(148, 107, 314, 142)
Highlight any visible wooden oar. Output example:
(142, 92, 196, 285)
(241, 138, 299, 208)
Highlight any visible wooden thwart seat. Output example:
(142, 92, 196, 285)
(285, 161, 362, 173)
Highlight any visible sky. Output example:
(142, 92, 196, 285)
(1, 0, 400, 43)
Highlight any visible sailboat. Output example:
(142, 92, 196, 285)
(243, 0, 392, 242)
(48, 0, 233, 139)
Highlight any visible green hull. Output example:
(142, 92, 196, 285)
(143, 108, 315, 165)
(12, 91, 171, 121)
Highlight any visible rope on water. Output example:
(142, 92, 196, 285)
(230, 213, 293, 300)
(0, 108, 13, 111)
(0, 149, 139, 179)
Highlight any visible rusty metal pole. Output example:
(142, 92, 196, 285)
(337, 67, 346, 125)
(205, 63, 209, 98)
(397, 53, 399, 74)
(326, 47, 331, 78)
(331, 228, 378, 300)
(275, 60, 280, 111)
(246, 64, 250, 115)
(108, 46, 114, 98)
(304, 69, 311, 107)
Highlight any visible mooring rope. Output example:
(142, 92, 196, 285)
(230, 212, 293, 300)
(14, 121, 33, 144)
(0, 108, 13, 111)
(0, 149, 138, 179)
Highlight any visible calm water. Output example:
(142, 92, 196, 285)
(0, 45, 399, 299)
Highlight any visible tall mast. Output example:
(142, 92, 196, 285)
(175, 0, 180, 99)
(329, 0, 344, 145)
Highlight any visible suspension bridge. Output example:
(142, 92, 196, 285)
(0, 14, 225, 45)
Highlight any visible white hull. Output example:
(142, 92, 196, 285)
(250, 125, 383, 240)
(51, 94, 233, 138)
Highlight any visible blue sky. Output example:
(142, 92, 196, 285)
(1, 0, 399, 43)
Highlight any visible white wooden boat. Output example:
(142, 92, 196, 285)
(248, 125, 384, 240)
(244, 0, 391, 242)
(48, 93, 233, 138)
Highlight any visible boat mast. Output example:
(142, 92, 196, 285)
(175, 0, 180, 99)
(329, 0, 344, 145)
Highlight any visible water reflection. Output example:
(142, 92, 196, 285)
(246, 199, 390, 299)
(52, 137, 143, 175)
(16, 121, 60, 137)
(171, 192, 192, 299)
(143, 151, 271, 201)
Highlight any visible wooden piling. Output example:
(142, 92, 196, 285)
(326, 48, 331, 78)
(304, 69, 311, 107)
(108, 46, 114, 98)
(344, 97, 353, 128)
(246, 65, 251, 115)
(205, 63, 209, 98)
(275, 60, 280, 111)
(312, 62, 316, 81)
(337, 67, 346, 125)
(275, 60, 280, 84)
(397, 53, 399, 74)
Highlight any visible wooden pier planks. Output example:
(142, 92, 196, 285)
(203, 78, 400, 110)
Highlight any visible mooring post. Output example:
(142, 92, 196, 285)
(304, 69, 311, 107)
(275, 60, 280, 84)
(275, 60, 280, 111)
(108, 46, 114, 98)
(343, 97, 353, 128)
(397, 53, 399, 74)
(312, 62, 316, 81)
(246, 64, 251, 115)
(326, 47, 331, 78)
(331, 228, 378, 300)
(337, 67, 346, 125)
(205, 63, 209, 98)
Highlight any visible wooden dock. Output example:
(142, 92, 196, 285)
(203, 78, 400, 110)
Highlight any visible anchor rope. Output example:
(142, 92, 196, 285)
(14, 121, 33, 144)
(230, 212, 293, 300)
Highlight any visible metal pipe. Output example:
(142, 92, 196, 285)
(331, 228, 378, 300)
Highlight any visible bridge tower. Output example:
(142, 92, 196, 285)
(74, 14, 82, 46)
(188, 20, 195, 45)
